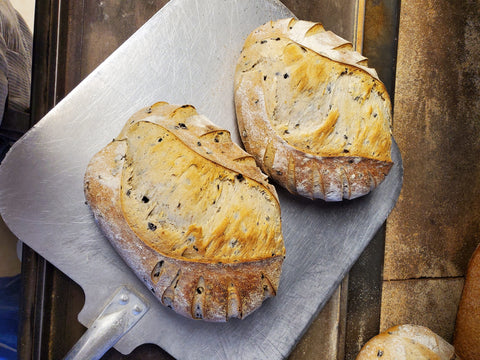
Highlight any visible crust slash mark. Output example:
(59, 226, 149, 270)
(227, 282, 242, 319)
(232, 155, 257, 168)
(199, 130, 231, 144)
(287, 18, 297, 29)
(161, 269, 181, 309)
(151, 260, 165, 284)
(262, 140, 276, 176)
(191, 277, 206, 319)
(312, 163, 325, 200)
(261, 272, 276, 297)
(287, 152, 297, 194)
(169, 104, 197, 120)
(366, 170, 377, 192)
(340, 167, 351, 200)
(305, 22, 325, 37)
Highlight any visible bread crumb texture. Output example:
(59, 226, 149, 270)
(235, 18, 394, 201)
(84, 102, 285, 321)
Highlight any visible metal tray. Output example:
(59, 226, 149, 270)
(0, 0, 403, 358)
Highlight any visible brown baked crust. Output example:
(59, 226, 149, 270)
(84, 102, 284, 321)
(454, 244, 480, 359)
(356, 324, 460, 360)
(234, 18, 394, 201)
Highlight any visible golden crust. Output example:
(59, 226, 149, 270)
(118, 102, 277, 196)
(356, 325, 459, 360)
(234, 18, 394, 201)
(84, 102, 284, 321)
(454, 244, 480, 359)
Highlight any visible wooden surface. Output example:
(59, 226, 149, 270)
(382, 0, 480, 344)
(19, 0, 480, 359)
(386, 0, 480, 280)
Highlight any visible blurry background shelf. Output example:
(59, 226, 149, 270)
(0, 0, 35, 279)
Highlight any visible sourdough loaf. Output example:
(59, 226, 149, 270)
(356, 324, 460, 359)
(234, 18, 394, 201)
(454, 243, 480, 359)
(84, 102, 285, 321)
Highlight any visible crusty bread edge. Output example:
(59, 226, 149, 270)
(454, 243, 480, 359)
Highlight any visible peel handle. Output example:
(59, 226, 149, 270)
(63, 286, 149, 360)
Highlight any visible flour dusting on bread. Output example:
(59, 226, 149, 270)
(234, 18, 394, 201)
(84, 102, 285, 321)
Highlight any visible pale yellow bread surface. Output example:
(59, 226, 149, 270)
(84, 102, 285, 321)
(234, 18, 394, 201)
(356, 325, 460, 360)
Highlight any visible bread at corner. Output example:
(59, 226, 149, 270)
(454, 243, 480, 359)
(356, 324, 460, 359)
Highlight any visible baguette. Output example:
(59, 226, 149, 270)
(84, 102, 285, 321)
(234, 18, 394, 201)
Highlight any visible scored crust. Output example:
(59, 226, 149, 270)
(84, 102, 285, 321)
(234, 18, 394, 201)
